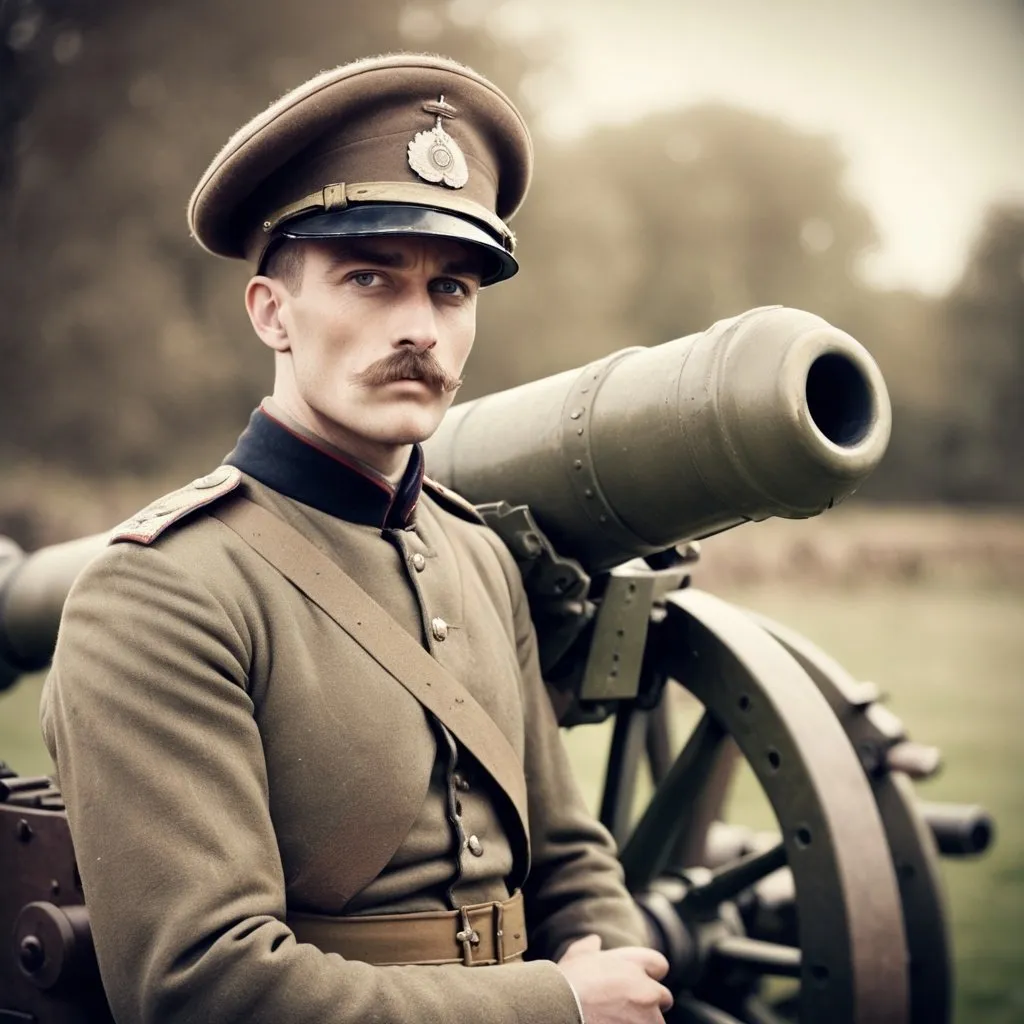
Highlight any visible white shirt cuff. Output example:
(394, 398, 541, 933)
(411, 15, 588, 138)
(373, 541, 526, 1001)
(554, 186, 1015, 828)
(565, 977, 586, 1024)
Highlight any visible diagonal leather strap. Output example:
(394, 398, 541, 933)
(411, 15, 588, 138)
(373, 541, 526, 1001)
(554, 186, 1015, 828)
(211, 496, 530, 896)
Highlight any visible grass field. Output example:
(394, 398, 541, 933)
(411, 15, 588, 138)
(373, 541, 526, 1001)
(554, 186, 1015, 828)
(2, 577, 1021, 1022)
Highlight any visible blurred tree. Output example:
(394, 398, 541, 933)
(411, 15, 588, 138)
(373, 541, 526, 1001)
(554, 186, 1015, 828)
(854, 204, 1024, 505)
(0, 0, 100, 457)
(0, 0, 540, 478)
(585, 105, 878, 334)
(473, 103, 881, 393)
(1, 0, 1019, 530)
(939, 203, 1024, 502)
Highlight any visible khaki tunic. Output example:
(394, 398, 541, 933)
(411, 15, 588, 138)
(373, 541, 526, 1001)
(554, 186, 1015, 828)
(41, 468, 648, 1024)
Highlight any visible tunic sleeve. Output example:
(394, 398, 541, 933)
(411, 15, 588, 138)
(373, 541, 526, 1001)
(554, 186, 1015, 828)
(40, 539, 581, 1024)
(482, 533, 652, 959)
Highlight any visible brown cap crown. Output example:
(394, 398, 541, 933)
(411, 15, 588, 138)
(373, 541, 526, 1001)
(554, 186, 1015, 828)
(188, 53, 533, 272)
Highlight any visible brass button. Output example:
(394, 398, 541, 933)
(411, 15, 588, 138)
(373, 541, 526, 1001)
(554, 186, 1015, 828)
(452, 773, 470, 792)
(467, 834, 483, 857)
(411, 552, 426, 572)
(431, 617, 449, 642)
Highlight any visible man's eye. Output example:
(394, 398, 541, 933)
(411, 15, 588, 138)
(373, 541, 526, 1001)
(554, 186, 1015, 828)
(433, 278, 467, 296)
(351, 272, 381, 287)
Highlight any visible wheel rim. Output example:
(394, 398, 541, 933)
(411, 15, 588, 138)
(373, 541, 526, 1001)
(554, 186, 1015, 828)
(618, 588, 909, 1024)
(751, 611, 952, 1024)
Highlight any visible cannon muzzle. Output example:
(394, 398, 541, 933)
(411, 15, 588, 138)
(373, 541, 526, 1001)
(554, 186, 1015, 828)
(425, 306, 891, 572)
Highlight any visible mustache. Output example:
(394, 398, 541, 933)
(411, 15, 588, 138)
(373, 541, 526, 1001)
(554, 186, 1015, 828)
(353, 348, 464, 394)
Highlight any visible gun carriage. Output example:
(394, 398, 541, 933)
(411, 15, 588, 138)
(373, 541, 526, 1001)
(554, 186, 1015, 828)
(0, 307, 993, 1024)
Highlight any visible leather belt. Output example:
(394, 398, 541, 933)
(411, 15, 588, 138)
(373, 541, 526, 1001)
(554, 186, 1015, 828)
(287, 890, 527, 967)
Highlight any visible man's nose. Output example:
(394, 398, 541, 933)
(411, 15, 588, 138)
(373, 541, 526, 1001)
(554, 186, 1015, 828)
(392, 291, 439, 351)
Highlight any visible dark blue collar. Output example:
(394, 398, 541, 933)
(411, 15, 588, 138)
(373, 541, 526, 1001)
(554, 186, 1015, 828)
(224, 407, 423, 529)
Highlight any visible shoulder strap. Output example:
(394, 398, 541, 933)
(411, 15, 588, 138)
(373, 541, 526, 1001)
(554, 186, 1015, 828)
(111, 466, 243, 545)
(210, 496, 530, 900)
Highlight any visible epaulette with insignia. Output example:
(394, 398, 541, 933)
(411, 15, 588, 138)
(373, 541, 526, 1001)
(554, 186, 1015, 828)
(110, 466, 243, 545)
(422, 476, 486, 526)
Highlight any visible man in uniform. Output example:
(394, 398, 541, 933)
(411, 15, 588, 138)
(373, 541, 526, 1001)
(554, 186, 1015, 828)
(41, 54, 673, 1023)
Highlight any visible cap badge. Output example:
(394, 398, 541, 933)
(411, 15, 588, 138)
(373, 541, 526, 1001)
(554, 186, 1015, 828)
(407, 95, 469, 189)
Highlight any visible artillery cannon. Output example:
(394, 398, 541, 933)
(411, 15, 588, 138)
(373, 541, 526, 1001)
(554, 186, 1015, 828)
(0, 306, 994, 1023)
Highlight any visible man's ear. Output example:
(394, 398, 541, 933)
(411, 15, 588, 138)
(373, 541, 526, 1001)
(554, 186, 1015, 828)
(246, 276, 291, 353)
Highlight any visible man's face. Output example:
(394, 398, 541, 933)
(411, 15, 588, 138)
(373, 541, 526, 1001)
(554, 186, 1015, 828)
(251, 234, 482, 467)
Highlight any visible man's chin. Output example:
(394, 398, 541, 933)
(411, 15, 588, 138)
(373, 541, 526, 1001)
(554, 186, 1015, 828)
(372, 400, 453, 446)
(372, 414, 446, 448)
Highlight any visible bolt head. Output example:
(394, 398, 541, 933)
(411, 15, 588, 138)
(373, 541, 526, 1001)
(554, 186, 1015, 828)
(19, 935, 45, 973)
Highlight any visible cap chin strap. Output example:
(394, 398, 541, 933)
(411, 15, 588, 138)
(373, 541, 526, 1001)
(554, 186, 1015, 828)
(261, 181, 516, 253)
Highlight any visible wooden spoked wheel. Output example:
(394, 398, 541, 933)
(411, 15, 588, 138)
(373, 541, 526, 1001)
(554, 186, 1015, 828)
(602, 588, 912, 1024)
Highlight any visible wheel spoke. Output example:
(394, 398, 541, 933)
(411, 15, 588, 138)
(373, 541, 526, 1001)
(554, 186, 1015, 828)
(645, 696, 675, 784)
(674, 995, 745, 1024)
(649, 688, 740, 869)
(671, 734, 741, 869)
(687, 841, 787, 911)
(710, 935, 801, 977)
(619, 710, 727, 890)
(599, 704, 650, 846)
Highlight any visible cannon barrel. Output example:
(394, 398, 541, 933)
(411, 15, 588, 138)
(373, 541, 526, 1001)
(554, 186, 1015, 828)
(0, 534, 108, 690)
(424, 305, 891, 573)
(0, 306, 890, 687)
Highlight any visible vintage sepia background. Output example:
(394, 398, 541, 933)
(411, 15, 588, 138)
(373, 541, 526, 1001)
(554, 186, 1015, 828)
(0, 1, 1021, 1021)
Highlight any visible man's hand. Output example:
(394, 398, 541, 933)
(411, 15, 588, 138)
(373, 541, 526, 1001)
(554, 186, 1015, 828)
(556, 933, 674, 1024)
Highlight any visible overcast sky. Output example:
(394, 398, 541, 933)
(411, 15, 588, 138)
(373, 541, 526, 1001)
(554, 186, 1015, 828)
(476, 0, 1024, 295)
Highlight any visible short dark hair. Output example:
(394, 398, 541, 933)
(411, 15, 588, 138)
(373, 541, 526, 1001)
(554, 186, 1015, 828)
(263, 239, 306, 293)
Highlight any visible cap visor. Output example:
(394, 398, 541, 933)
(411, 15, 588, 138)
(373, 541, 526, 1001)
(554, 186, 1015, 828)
(278, 204, 517, 285)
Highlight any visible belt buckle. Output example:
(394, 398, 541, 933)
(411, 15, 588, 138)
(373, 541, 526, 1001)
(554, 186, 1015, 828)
(455, 906, 481, 967)
(493, 899, 505, 964)
(455, 901, 506, 966)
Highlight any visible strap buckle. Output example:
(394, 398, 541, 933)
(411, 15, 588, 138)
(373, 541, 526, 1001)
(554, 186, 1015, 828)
(493, 899, 505, 964)
(455, 906, 481, 967)
(322, 183, 348, 212)
(455, 901, 507, 966)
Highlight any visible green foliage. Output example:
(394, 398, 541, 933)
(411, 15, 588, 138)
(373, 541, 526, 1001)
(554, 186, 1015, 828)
(0, 0, 1021, 521)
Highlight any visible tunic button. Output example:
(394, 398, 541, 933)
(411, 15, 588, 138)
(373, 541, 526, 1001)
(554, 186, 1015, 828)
(452, 772, 470, 792)
(411, 552, 426, 572)
(467, 835, 483, 857)
(431, 617, 449, 642)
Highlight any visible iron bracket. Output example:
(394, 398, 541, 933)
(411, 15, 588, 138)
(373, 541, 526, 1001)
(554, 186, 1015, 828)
(478, 498, 698, 725)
